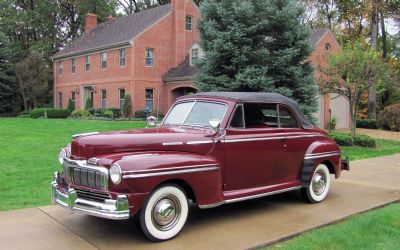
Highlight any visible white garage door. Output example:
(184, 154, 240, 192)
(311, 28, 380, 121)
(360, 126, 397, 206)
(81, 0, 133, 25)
(329, 94, 350, 129)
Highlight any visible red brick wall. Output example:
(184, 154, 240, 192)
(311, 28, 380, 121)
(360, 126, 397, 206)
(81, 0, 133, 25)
(309, 31, 340, 128)
(54, 0, 200, 115)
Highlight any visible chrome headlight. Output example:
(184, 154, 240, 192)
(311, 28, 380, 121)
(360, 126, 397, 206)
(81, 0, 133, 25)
(110, 163, 122, 185)
(58, 149, 66, 165)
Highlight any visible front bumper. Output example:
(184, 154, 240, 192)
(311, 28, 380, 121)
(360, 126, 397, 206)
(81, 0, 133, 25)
(51, 172, 130, 220)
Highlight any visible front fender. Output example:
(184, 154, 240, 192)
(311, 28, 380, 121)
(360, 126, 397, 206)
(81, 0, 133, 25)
(108, 151, 223, 210)
(301, 139, 342, 187)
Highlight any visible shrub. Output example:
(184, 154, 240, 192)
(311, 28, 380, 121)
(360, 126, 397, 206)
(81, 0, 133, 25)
(70, 109, 91, 118)
(67, 98, 75, 114)
(354, 134, 376, 148)
(330, 132, 376, 148)
(377, 104, 400, 131)
(103, 110, 114, 118)
(107, 108, 122, 118)
(326, 117, 337, 131)
(84, 97, 92, 110)
(356, 119, 377, 129)
(122, 94, 133, 118)
(30, 108, 70, 119)
(135, 109, 147, 118)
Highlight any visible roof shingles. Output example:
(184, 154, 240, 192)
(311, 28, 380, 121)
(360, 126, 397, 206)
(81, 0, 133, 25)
(53, 4, 172, 59)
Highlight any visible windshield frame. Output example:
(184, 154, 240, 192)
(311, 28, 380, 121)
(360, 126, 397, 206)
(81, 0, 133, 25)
(161, 99, 229, 128)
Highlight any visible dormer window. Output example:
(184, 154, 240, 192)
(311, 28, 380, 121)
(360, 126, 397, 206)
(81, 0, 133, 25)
(325, 43, 331, 52)
(186, 16, 192, 31)
(191, 49, 199, 65)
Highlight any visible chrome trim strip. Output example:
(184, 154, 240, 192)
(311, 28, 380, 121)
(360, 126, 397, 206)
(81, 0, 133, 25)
(223, 134, 320, 143)
(199, 186, 302, 209)
(122, 166, 220, 179)
(186, 140, 214, 145)
(305, 151, 340, 157)
(72, 132, 99, 139)
(225, 186, 302, 204)
(304, 152, 340, 160)
(122, 163, 218, 174)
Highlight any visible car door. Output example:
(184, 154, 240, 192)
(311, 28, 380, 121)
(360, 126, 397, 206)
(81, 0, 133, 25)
(223, 103, 287, 191)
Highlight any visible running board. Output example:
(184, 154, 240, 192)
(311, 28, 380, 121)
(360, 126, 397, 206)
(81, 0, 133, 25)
(198, 186, 302, 209)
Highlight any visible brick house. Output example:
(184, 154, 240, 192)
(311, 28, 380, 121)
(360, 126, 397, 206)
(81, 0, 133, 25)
(52, 0, 349, 129)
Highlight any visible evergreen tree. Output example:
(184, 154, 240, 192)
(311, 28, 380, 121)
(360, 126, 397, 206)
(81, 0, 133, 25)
(85, 97, 93, 110)
(122, 94, 133, 118)
(197, 0, 318, 120)
(0, 31, 18, 116)
(67, 98, 75, 114)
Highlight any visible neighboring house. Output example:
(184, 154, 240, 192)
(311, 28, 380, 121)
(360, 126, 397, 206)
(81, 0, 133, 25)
(52, 0, 350, 129)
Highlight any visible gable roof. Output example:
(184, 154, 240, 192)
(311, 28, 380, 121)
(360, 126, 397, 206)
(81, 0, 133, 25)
(52, 4, 172, 60)
(164, 29, 339, 82)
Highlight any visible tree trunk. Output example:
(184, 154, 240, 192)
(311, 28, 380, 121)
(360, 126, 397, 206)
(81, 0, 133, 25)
(368, 1, 378, 119)
(381, 13, 387, 58)
(349, 99, 356, 141)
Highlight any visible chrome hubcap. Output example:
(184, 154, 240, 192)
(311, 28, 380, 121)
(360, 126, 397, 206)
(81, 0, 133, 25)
(152, 196, 181, 231)
(312, 170, 327, 195)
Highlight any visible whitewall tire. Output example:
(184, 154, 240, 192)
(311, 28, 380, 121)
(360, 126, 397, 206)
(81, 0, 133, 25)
(139, 185, 189, 242)
(301, 164, 331, 203)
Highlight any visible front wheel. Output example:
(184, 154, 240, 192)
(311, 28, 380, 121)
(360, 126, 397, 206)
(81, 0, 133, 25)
(138, 185, 189, 242)
(301, 164, 331, 203)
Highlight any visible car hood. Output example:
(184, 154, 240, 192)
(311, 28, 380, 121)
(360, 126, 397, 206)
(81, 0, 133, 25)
(70, 126, 216, 159)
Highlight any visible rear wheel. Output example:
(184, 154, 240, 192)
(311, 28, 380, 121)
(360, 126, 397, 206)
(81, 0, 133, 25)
(138, 185, 189, 242)
(301, 164, 331, 203)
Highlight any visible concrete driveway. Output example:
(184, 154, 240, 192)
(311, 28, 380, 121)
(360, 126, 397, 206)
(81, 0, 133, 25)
(1, 155, 399, 250)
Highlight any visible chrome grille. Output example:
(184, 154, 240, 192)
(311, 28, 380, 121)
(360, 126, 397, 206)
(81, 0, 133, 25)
(75, 187, 111, 203)
(63, 158, 108, 190)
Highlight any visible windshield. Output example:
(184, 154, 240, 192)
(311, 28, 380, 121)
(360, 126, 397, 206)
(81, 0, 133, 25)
(163, 101, 227, 127)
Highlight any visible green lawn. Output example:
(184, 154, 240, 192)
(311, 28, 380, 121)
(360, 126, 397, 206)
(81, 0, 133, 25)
(341, 139, 400, 161)
(266, 203, 400, 250)
(0, 118, 145, 211)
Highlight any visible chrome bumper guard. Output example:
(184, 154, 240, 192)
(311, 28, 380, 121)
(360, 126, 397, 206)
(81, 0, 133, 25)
(51, 172, 130, 220)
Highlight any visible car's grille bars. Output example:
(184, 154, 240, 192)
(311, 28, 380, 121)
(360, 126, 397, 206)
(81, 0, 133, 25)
(63, 159, 108, 190)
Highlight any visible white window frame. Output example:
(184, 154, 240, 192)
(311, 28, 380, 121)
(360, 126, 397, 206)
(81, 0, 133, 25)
(119, 48, 126, 67)
(145, 48, 155, 67)
(71, 58, 76, 74)
(145, 89, 154, 112)
(186, 15, 192, 31)
(58, 61, 63, 75)
(71, 91, 76, 107)
(119, 88, 125, 108)
(58, 92, 62, 108)
(85, 55, 91, 72)
(101, 52, 107, 69)
(101, 89, 107, 109)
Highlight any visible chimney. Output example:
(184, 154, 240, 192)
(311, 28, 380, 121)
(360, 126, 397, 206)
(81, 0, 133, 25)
(85, 13, 97, 33)
(105, 15, 116, 22)
(172, 0, 186, 66)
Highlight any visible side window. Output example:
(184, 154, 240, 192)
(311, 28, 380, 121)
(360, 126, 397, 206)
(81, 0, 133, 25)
(279, 105, 299, 128)
(260, 104, 278, 127)
(243, 103, 278, 128)
(229, 105, 244, 129)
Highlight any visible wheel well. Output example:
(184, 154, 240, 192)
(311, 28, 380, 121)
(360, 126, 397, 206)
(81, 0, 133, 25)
(157, 179, 197, 203)
(321, 160, 335, 175)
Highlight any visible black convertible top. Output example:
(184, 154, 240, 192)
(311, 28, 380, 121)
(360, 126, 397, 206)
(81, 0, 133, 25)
(181, 92, 313, 129)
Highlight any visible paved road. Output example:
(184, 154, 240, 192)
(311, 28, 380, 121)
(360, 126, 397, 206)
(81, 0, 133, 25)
(1, 155, 399, 250)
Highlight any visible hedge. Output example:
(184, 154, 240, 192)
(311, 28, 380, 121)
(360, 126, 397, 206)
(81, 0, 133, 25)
(330, 132, 376, 148)
(356, 119, 377, 129)
(30, 108, 70, 119)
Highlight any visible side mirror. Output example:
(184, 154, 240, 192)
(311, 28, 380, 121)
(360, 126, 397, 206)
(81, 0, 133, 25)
(209, 119, 221, 131)
(146, 116, 157, 127)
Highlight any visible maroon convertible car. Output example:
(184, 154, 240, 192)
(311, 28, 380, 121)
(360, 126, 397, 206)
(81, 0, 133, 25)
(52, 92, 349, 241)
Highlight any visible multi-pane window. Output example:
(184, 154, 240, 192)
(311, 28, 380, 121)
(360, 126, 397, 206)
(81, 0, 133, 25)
(85, 55, 90, 71)
(71, 58, 76, 73)
(58, 92, 62, 108)
(71, 91, 76, 108)
(146, 48, 155, 66)
(101, 52, 107, 69)
(101, 90, 107, 109)
(278, 105, 299, 128)
(119, 88, 125, 108)
(191, 49, 199, 65)
(145, 89, 154, 112)
(119, 48, 126, 67)
(58, 61, 63, 75)
(186, 15, 192, 31)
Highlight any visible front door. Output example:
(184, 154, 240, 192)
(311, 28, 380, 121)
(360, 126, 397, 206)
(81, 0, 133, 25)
(223, 103, 287, 191)
(82, 85, 94, 108)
